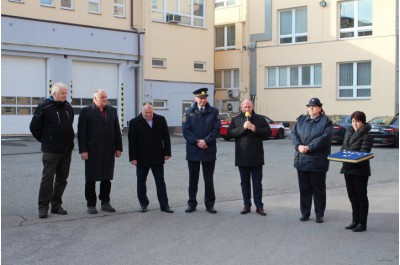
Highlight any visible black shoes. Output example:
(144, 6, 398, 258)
(352, 224, 367, 232)
(206, 207, 217, 214)
(316, 216, 324, 223)
(51, 206, 67, 215)
(256, 208, 266, 216)
(300, 215, 310, 221)
(101, 203, 116, 213)
(38, 209, 48, 219)
(140, 206, 148, 213)
(185, 206, 196, 213)
(161, 207, 174, 213)
(345, 222, 358, 230)
(87, 206, 98, 214)
(240, 206, 251, 214)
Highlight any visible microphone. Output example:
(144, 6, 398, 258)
(245, 111, 250, 122)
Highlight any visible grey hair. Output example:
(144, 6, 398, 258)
(240, 98, 253, 107)
(93, 89, 107, 100)
(51, 83, 68, 96)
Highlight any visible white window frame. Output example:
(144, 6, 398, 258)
(152, 58, 167, 68)
(114, 0, 125, 17)
(215, 25, 235, 50)
(266, 64, 322, 88)
(339, 0, 372, 39)
(61, 0, 74, 10)
(215, 0, 236, 8)
(194, 61, 206, 71)
(338, 61, 371, 99)
(279, 7, 307, 45)
(215, 69, 239, 89)
(153, 100, 168, 110)
(88, 0, 101, 14)
(40, 0, 54, 7)
(8, 0, 24, 3)
(152, 0, 205, 28)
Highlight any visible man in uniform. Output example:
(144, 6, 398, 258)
(182, 88, 221, 214)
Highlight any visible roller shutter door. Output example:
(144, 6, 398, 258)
(71, 61, 119, 130)
(1, 56, 46, 135)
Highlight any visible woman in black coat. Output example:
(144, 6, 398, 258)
(340, 111, 373, 232)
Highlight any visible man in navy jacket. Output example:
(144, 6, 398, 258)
(182, 88, 220, 214)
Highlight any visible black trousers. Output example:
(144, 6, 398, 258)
(187, 160, 216, 209)
(238, 166, 264, 209)
(136, 164, 169, 208)
(297, 170, 326, 218)
(39, 151, 72, 210)
(85, 180, 111, 207)
(344, 174, 369, 225)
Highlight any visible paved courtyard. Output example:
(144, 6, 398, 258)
(1, 135, 399, 265)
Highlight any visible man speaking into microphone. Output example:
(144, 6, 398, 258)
(227, 99, 271, 216)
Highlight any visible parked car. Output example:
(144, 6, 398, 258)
(327, 115, 352, 144)
(219, 113, 237, 140)
(368, 115, 398, 147)
(263, 116, 286, 139)
(219, 114, 286, 140)
(389, 115, 399, 148)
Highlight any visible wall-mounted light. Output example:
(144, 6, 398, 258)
(319, 0, 327, 7)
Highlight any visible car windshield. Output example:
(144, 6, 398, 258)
(390, 116, 398, 126)
(368, 116, 395, 125)
(327, 115, 346, 124)
(219, 113, 230, 120)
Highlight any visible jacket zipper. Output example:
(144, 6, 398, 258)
(56, 111, 60, 123)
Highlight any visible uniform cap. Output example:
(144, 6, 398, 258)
(306, 97, 322, 107)
(193, 88, 208, 98)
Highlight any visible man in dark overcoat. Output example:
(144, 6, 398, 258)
(182, 88, 221, 214)
(227, 99, 271, 216)
(78, 89, 123, 214)
(128, 102, 173, 213)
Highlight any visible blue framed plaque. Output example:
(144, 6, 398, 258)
(328, 151, 374, 163)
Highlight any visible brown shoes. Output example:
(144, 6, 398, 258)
(240, 206, 251, 214)
(256, 208, 267, 216)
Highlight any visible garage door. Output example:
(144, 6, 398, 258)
(1, 56, 46, 135)
(71, 61, 119, 130)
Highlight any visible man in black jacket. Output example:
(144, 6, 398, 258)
(128, 102, 173, 213)
(30, 82, 74, 219)
(227, 99, 271, 216)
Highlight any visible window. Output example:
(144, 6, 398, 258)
(61, 0, 73, 9)
(8, 0, 24, 3)
(1, 96, 42, 115)
(267, 64, 321, 88)
(279, 7, 307, 44)
(152, 0, 205, 28)
(152, 58, 166, 68)
(338, 62, 371, 99)
(339, 0, 372, 38)
(114, 0, 125, 17)
(215, 0, 236, 8)
(215, 25, 235, 50)
(215, 69, 239, 89)
(40, 0, 54, 7)
(194, 61, 206, 71)
(182, 101, 192, 115)
(153, 100, 168, 109)
(89, 0, 100, 13)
